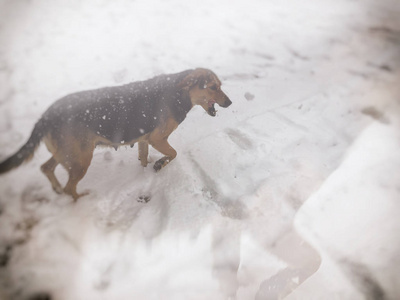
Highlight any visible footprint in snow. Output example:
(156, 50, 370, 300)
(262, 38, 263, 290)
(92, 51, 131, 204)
(225, 128, 254, 150)
(137, 195, 151, 203)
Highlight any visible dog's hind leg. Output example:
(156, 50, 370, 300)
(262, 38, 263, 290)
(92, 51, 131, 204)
(41, 156, 63, 194)
(52, 131, 95, 201)
(138, 141, 149, 167)
(62, 147, 94, 201)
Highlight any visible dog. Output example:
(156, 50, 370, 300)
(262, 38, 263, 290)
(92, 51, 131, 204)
(0, 68, 232, 200)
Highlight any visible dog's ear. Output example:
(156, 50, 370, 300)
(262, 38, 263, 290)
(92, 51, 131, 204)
(177, 73, 198, 89)
(198, 77, 207, 89)
(177, 70, 207, 90)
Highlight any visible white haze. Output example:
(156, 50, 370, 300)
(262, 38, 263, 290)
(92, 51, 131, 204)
(0, 0, 399, 299)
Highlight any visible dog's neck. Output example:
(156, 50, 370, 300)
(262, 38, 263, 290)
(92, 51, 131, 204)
(168, 89, 193, 124)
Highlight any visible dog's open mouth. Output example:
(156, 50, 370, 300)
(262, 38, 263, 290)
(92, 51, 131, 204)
(208, 100, 217, 117)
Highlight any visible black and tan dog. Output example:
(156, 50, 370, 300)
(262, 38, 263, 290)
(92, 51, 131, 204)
(0, 68, 232, 200)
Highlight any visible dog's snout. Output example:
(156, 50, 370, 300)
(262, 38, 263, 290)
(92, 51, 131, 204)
(221, 97, 232, 108)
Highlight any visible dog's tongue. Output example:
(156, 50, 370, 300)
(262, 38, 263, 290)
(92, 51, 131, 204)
(208, 100, 217, 117)
(208, 103, 216, 116)
(208, 100, 216, 116)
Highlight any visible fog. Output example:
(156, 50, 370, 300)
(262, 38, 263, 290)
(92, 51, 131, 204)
(0, 0, 399, 299)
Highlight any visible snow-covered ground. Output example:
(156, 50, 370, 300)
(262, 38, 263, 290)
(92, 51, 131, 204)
(0, 0, 399, 299)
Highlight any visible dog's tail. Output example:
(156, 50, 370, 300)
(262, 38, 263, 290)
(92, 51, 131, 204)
(0, 119, 46, 174)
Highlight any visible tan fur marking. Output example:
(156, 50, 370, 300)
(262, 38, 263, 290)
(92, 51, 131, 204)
(42, 126, 96, 201)
(148, 117, 179, 171)
(41, 156, 62, 194)
(138, 141, 149, 167)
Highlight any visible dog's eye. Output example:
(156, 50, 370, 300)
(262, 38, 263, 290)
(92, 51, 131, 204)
(209, 85, 217, 91)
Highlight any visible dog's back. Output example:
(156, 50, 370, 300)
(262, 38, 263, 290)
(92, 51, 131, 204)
(43, 69, 193, 144)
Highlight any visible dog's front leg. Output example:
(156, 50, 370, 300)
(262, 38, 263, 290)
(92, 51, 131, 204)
(138, 141, 149, 167)
(148, 118, 179, 172)
(149, 138, 177, 172)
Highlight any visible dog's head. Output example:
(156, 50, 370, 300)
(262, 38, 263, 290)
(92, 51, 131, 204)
(178, 68, 232, 116)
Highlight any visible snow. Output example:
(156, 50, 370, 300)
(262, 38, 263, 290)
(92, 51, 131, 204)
(0, 0, 399, 299)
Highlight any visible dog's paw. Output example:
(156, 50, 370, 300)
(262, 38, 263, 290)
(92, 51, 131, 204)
(53, 185, 64, 195)
(139, 158, 149, 167)
(153, 159, 164, 172)
(71, 190, 90, 202)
